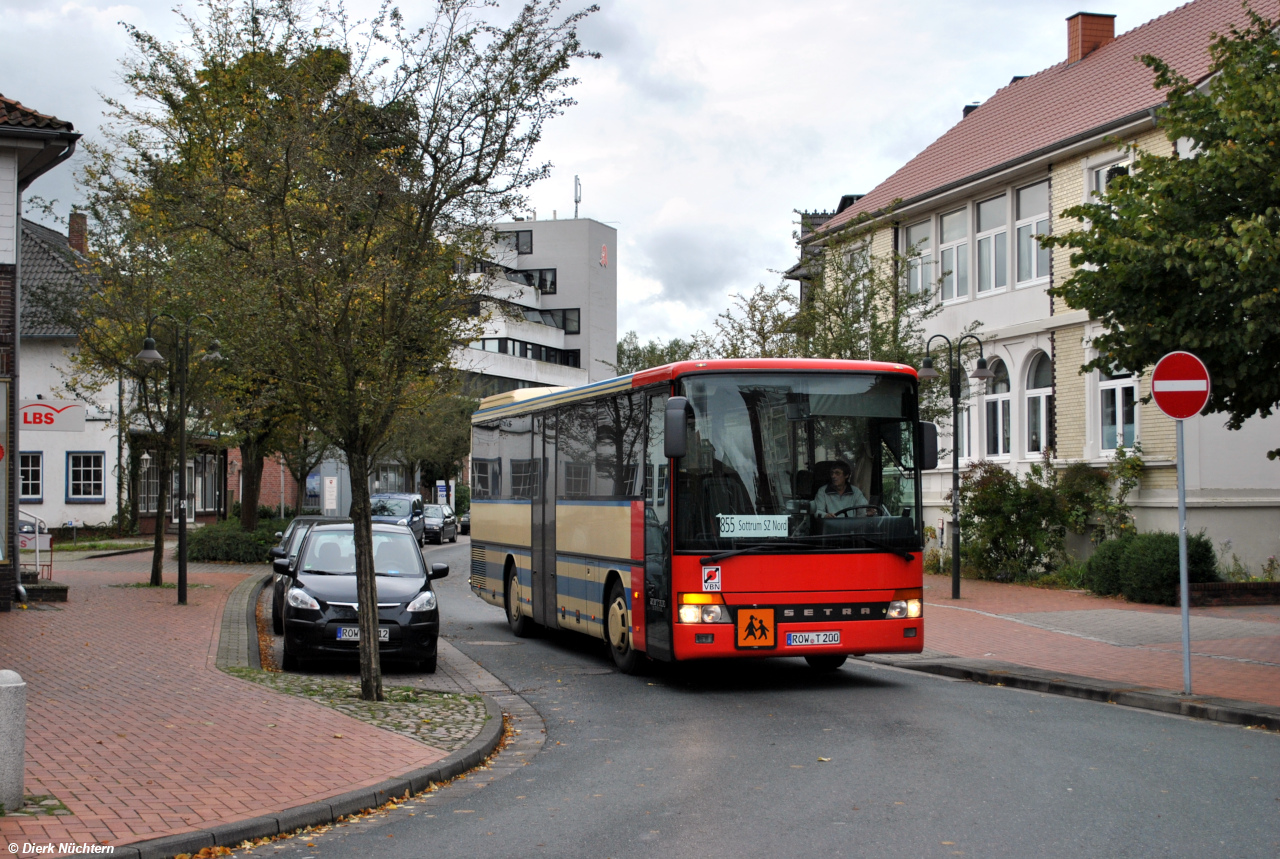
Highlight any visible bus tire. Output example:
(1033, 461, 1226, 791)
(605, 578, 643, 675)
(804, 654, 847, 672)
(505, 563, 534, 638)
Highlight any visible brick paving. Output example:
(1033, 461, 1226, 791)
(0, 554, 450, 850)
(919, 573, 1280, 708)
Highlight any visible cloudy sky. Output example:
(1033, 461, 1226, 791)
(3, 0, 1188, 340)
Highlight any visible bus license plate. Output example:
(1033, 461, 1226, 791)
(336, 627, 390, 642)
(787, 631, 840, 646)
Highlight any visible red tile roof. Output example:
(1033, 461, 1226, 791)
(0, 94, 74, 132)
(819, 0, 1276, 233)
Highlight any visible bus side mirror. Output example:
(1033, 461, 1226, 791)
(920, 422, 939, 471)
(664, 397, 690, 459)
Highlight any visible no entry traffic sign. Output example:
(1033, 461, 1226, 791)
(1152, 351, 1210, 420)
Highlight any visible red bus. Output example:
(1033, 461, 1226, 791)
(469, 358, 938, 673)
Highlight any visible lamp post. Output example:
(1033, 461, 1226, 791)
(918, 333, 993, 600)
(135, 315, 220, 605)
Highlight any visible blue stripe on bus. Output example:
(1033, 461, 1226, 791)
(471, 498, 533, 505)
(554, 498, 634, 507)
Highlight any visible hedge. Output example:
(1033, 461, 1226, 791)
(186, 518, 290, 563)
(1085, 532, 1218, 604)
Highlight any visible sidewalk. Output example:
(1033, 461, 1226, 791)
(868, 573, 1280, 725)
(0, 553, 501, 854)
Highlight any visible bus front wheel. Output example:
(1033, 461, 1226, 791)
(505, 564, 534, 638)
(805, 654, 847, 672)
(605, 579, 643, 675)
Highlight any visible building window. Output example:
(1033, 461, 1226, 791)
(1026, 352, 1054, 455)
(985, 360, 1011, 458)
(196, 454, 220, 512)
(905, 221, 932, 295)
(938, 208, 969, 302)
(139, 460, 160, 513)
(472, 458, 499, 498)
(496, 229, 533, 255)
(1090, 162, 1129, 201)
(20, 452, 42, 502)
(976, 195, 1008, 294)
(511, 459, 540, 499)
(1015, 181, 1050, 284)
(67, 452, 105, 502)
(954, 379, 972, 460)
(507, 268, 556, 294)
(1100, 368, 1137, 451)
(563, 462, 590, 496)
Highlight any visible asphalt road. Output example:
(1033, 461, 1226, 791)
(263, 537, 1280, 859)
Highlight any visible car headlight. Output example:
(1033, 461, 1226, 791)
(887, 599, 923, 619)
(287, 587, 320, 610)
(407, 590, 437, 612)
(397, 518, 408, 526)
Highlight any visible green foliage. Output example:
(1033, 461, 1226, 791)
(956, 459, 1065, 581)
(454, 483, 470, 516)
(1034, 557, 1089, 590)
(611, 330, 709, 375)
(1043, 11, 1280, 458)
(1118, 532, 1218, 605)
(1057, 444, 1144, 541)
(187, 517, 289, 563)
(1082, 534, 1133, 596)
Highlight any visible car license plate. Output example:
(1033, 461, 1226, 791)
(786, 631, 840, 646)
(336, 626, 390, 642)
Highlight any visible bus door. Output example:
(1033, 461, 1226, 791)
(644, 392, 673, 660)
(531, 412, 558, 626)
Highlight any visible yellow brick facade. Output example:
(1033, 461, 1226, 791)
(1052, 324, 1087, 460)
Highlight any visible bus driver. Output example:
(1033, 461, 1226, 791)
(812, 460, 869, 520)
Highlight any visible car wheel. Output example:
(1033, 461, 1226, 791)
(449, 528, 457, 543)
(271, 588, 283, 636)
(804, 654, 847, 672)
(420, 654, 437, 674)
(282, 638, 302, 672)
(505, 564, 535, 638)
(605, 579, 643, 674)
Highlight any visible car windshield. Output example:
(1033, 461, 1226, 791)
(675, 372, 922, 553)
(299, 531, 423, 576)
(424, 505, 444, 518)
(370, 498, 413, 517)
(286, 522, 314, 557)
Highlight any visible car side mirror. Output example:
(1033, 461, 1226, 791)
(430, 563, 449, 580)
(273, 557, 291, 576)
(269, 546, 286, 560)
(274, 531, 284, 540)
(664, 396, 691, 459)
(920, 422, 939, 471)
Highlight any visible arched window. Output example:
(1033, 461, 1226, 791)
(1026, 353, 1054, 454)
(985, 359, 1011, 457)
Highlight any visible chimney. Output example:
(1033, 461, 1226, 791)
(68, 212, 88, 255)
(1067, 12, 1116, 64)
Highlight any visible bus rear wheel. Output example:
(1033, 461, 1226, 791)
(505, 564, 534, 638)
(605, 579, 642, 675)
(805, 654, 848, 672)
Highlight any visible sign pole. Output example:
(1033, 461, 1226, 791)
(1176, 419, 1191, 694)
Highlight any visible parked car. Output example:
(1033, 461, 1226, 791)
(280, 523, 447, 672)
(370, 493, 427, 545)
(422, 503, 458, 544)
(271, 516, 350, 634)
(458, 511, 469, 535)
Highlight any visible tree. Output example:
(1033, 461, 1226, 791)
(709, 282, 800, 358)
(610, 330, 709, 375)
(1043, 10, 1280, 458)
(385, 383, 477, 495)
(101, 0, 597, 700)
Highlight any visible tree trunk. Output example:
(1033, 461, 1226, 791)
(346, 448, 383, 701)
(239, 439, 265, 531)
(150, 455, 170, 587)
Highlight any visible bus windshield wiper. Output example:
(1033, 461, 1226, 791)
(700, 542, 813, 564)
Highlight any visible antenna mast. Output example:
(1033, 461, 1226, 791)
(574, 175, 582, 219)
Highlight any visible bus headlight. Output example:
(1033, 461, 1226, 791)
(701, 605, 728, 623)
(677, 594, 732, 624)
(887, 599, 923, 619)
(678, 605, 702, 624)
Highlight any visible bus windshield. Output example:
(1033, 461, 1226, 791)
(675, 372, 921, 553)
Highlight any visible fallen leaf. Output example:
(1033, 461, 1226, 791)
(333, 734, 343, 739)
(818, 757, 831, 762)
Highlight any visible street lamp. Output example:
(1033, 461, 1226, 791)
(135, 314, 220, 605)
(918, 333, 993, 600)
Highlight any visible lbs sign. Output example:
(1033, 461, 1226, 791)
(20, 400, 86, 432)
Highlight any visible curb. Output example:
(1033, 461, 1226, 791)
(110, 695, 505, 859)
(864, 656, 1280, 731)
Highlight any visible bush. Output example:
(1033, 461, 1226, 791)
(1119, 532, 1218, 605)
(957, 460, 1065, 581)
(454, 484, 470, 516)
(187, 518, 290, 563)
(1083, 535, 1132, 596)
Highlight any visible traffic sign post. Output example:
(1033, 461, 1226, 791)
(1151, 351, 1211, 696)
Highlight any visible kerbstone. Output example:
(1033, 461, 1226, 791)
(0, 669, 25, 815)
